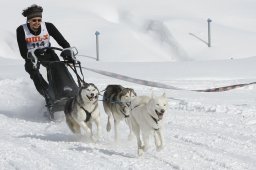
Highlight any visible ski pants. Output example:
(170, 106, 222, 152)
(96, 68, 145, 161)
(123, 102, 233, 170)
(24, 49, 60, 97)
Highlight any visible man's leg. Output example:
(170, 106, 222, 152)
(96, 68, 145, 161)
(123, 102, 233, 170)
(24, 62, 53, 108)
(25, 62, 48, 96)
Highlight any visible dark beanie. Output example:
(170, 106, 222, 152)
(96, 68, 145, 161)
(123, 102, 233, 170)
(22, 4, 43, 20)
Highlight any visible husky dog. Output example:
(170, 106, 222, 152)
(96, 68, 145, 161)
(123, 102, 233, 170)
(130, 93, 168, 156)
(103, 84, 137, 141)
(64, 83, 101, 140)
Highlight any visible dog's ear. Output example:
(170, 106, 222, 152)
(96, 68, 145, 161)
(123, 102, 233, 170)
(132, 89, 137, 96)
(81, 82, 89, 88)
(95, 86, 100, 94)
(162, 92, 166, 97)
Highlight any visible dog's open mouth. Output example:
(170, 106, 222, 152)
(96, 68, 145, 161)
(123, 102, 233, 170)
(155, 110, 164, 120)
(121, 106, 129, 118)
(126, 102, 131, 107)
(86, 94, 98, 101)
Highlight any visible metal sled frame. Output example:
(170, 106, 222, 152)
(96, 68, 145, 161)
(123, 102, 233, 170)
(27, 47, 85, 118)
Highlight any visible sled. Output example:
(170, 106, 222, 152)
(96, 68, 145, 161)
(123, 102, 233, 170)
(28, 47, 85, 120)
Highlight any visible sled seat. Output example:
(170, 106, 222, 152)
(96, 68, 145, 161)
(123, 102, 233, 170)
(51, 97, 70, 113)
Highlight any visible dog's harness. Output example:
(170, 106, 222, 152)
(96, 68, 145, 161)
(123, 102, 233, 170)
(81, 107, 91, 122)
(131, 104, 140, 111)
(75, 97, 98, 122)
(150, 116, 160, 131)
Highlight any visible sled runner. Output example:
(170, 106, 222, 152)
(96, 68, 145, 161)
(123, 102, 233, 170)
(28, 47, 85, 120)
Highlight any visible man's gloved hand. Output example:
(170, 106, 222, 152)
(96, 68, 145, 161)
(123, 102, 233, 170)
(34, 48, 45, 56)
(60, 49, 74, 62)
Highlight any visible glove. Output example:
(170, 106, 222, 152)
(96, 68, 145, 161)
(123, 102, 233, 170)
(27, 49, 43, 61)
(60, 49, 74, 62)
(34, 48, 45, 56)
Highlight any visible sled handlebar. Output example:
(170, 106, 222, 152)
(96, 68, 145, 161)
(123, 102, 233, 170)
(27, 48, 38, 69)
(27, 47, 79, 69)
(60, 47, 79, 62)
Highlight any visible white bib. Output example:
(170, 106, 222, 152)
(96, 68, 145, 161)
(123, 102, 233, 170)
(22, 22, 50, 50)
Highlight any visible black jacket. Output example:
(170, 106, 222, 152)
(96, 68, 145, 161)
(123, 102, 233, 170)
(16, 22, 70, 61)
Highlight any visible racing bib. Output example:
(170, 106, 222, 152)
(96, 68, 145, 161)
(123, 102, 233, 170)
(22, 22, 50, 50)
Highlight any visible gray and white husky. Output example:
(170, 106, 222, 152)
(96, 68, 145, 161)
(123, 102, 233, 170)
(103, 84, 137, 141)
(64, 83, 101, 140)
(130, 93, 168, 156)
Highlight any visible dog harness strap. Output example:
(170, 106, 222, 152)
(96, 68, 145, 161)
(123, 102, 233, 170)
(80, 107, 91, 122)
(151, 115, 158, 124)
(80, 102, 98, 122)
(150, 116, 160, 131)
(74, 96, 97, 122)
(131, 104, 140, 110)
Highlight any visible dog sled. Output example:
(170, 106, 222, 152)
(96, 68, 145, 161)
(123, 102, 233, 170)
(28, 47, 85, 120)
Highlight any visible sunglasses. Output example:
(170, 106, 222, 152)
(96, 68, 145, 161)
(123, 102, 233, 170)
(31, 19, 42, 23)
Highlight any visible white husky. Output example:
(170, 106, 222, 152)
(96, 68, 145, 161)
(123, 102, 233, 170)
(64, 83, 101, 141)
(130, 93, 168, 156)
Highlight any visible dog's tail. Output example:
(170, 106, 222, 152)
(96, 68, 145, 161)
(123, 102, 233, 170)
(64, 99, 73, 116)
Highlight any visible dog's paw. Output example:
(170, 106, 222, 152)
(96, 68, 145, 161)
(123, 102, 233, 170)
(97, 127, 102, 136)
(90, 136, 98, 143)
(92, 133, 102, 142)
(138, 148, 144, 156)
(85, 128, 91, 134)
(142, 145, 149, 152)
(106, 122, 111, 132)
(96, 132, 102, 139)
(156, 145, 164, 152)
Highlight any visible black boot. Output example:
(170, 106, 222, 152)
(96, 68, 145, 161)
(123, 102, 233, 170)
(44, 89, 54, 120)
(45, 93, 53, 108)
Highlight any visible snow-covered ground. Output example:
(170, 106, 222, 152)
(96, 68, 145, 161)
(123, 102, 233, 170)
(1, 0, 256, 169)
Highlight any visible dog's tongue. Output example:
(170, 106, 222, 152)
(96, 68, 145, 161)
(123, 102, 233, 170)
(155, 110, 164, 120)
(158, 114, 163, 120)
(87, 95, 94, 101)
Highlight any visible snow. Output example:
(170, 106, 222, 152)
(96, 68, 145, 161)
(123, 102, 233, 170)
(0, 0, 256, 169)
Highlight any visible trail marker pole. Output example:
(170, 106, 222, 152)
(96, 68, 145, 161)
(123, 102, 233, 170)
(95, 31, 100, 61)
(207, 18, 212, 47)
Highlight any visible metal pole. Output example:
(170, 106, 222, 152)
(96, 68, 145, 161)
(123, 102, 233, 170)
(95, 31, 100, 61)
(207, 18, 212, 47)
